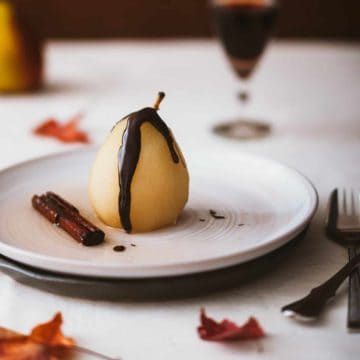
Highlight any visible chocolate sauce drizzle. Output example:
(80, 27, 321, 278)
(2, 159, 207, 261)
(209, 209, 226, 220)
(115, 105, 179, 233)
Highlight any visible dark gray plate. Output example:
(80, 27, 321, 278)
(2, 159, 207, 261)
(0, 228, 307, 301)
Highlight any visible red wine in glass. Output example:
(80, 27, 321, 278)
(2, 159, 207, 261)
(210, 0, 279, 139)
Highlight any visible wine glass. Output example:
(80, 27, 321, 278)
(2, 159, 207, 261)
(210, 0, 279, 139)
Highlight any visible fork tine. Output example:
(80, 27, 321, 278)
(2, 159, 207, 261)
(343, 188, 347, 215)
(355, 189, 360, 218)
(326, 189, 338, 236)
(337, 188, 345, 215)
(350, 189, 356, 216)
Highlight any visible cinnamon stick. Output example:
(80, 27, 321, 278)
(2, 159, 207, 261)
(32, 193, 105, 246)
(45, 192, 100, 233)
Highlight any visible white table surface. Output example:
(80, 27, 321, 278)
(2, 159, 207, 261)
(0, 40, 359, 359)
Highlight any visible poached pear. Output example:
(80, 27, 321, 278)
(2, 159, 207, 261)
(89, 93, 189, 233)
(0, 1, 43, 93)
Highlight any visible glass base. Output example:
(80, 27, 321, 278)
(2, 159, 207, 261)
(213, 119, 271, 140)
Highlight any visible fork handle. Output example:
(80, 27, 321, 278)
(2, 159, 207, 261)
(282, 253, 360, 319)
(348, 247, 360, 330)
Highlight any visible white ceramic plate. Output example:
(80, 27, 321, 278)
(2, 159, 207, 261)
(0, 149, 317, 278)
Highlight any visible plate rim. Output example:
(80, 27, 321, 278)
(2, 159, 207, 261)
(0, 149, 318, 278)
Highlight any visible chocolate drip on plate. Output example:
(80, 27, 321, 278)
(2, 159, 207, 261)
(209, 209, 226, 220)
(113, 245, 126, 252)
(116, 107, 179, 233)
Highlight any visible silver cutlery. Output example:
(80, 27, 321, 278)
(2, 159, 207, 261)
(327, 189, 360, 330)
(281, 189, 360, 326)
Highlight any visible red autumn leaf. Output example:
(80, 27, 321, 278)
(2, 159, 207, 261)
(0, 312, 75, 360)
(197, 308, 265, 342)
(30, 313, 75, 348)
(33, 119, 59, 137)
(33, 114, 90, 144)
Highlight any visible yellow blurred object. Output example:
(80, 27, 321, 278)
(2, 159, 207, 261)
(0, 1, 43, 92)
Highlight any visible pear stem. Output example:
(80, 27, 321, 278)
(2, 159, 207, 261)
(153, 92, 166, 111)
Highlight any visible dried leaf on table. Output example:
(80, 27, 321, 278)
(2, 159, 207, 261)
(0, 312, 75, 359)
(33, 114, 90, 144)
(197, 308, 265, 342)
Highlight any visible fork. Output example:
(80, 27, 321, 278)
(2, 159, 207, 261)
(281, 189, 360, 327)
(331, 189, 360, 330)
